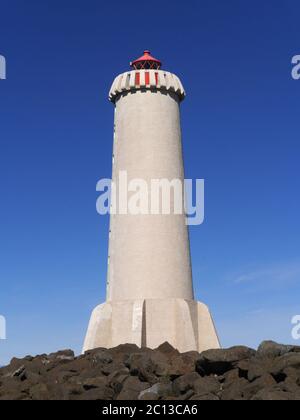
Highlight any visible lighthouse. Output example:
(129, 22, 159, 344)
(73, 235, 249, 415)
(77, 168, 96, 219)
(83, 51, 220, 353)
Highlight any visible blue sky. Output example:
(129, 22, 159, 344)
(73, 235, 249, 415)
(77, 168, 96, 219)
(0, 0, 300, 365)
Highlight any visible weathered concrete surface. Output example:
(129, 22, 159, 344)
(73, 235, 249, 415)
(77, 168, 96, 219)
(83, 299, 220, 353)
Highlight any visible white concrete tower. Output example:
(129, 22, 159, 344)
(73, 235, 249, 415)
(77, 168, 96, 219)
(83, 51, 220, 353)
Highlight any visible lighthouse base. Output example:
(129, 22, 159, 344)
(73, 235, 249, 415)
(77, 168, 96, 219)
(83, 298, 220, 353)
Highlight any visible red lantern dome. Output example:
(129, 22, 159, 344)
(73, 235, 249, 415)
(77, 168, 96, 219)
(130, 50, 162, 70)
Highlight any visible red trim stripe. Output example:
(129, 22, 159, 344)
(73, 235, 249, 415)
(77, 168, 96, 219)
(145, 72, 150, 85)
(135, 72, 140, 86)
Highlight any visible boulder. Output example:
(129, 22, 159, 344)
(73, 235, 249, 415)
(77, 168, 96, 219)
(241, 374, 276, 399)
(221, 378, 249, 400)
(173, 372, 201, 394)
(116, 376, 150, 400)
(48, 349, 75, 361)
(193, 376, 221, 396)
(196, 346, 256, 375)
(155, 342, 179, 356)
(138, 382, 173, 399)
(79, 386, 114, 400)
(270, 353, 300, 380)
(240, 358, 274, 382)
(257, 341, 300, 358)
(251, 388, 300, 401)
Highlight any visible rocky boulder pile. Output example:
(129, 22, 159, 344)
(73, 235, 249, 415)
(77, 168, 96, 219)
(1, 341, 300, 400)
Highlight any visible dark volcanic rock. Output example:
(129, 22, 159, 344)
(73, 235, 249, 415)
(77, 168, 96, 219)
(257, 341, 300, 358)
(138, 381, 174, 399)
(1, 341, 300, 400)
(172, 372, 200, 394)
(270, 353, 300, 378)
(116, 376, 149, 400)
(251, 388, 300, 401)
(196, 346, 256, 375)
